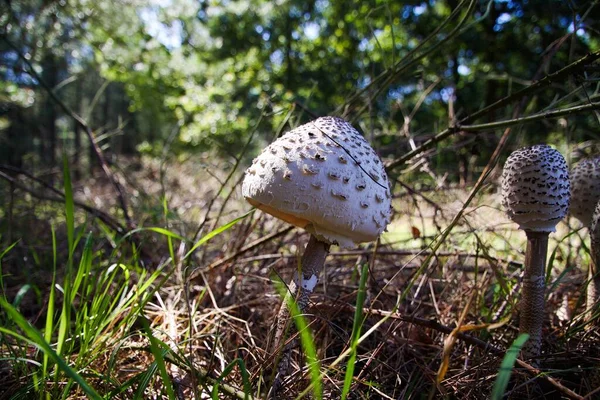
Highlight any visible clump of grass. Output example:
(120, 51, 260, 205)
(0, 159, 255, 399)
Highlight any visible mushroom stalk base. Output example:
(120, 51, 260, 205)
(519, 231, 549, 363)
(269, 235, 329, 398)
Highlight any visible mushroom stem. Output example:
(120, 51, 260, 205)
(269, 235, 329, 398)
(519, 230, 548, 362)
(272, 235, 330, 352)
(295, 235, 330, 311)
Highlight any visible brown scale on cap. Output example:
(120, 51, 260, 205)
(501, 144, 570, 232)
(570, 156, 600, 227)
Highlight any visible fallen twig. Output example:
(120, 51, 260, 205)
(0, 170, 125, 233)
(187, 226, 294, 281)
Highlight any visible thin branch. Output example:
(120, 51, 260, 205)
(187, 225, 294, 281)
(0, 171, 125, 233)
(385, 50, 600, 172)
(350, 0, 478, 122)
(458, 102, 600, 132)
(337, 0, 472, 117)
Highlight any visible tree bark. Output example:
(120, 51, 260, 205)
(74, 75, 83, 180)
(41, 53, 58, 172)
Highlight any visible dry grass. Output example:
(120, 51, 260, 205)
(1, 155, 599, 399)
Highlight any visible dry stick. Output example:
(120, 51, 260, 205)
(191, 114, 261, 244)
(586, 259, 599, 321)
(2, 39, 133, 229)
(386, 101, 600, 172)
(236, 249, 523, 268)
(0, 171, 125, 233)
(187, 226, 294, 281)
(385, 50, 600, 172)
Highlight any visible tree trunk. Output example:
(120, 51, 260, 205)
(74, 75, 83, 180)
(41, 53, 58, 175)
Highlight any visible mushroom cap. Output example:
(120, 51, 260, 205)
(242, 116, 392, 249)
(590, 200, 600, 262)
(570, 156, 600, 227)
(501, 144, 570, 232)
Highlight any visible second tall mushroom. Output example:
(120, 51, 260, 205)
(501, 144, 570, 361)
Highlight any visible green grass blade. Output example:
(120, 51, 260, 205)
(0, 298, 103, 400)
(134, 362, 159, 399)
(184, 209, 254, 259)
(0, 240, 19, 302)
(42, 228, 57, 393)
(211, 358, 252, 400)
(139, 317, 176, 400)
(491, 333, 529, 400)
(70, 233, 93, 304)
(341, 263, 369, 400)
(123, 227, 187, 242)
(0, 240, 19, 261)
(274, 279, 322, 400)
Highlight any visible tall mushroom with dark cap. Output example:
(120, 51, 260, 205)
(570, 156, 600, 318)
(501, 144, 570, 361)
(242, 116, 392, 355)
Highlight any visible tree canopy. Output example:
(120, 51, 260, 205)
(1, 0, 599, 180)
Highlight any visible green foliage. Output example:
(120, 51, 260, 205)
(0, 298, 103, 400)
(491, 333, 529, 400)
(3, 0, 597, 175)
(341, 262, 369, 399)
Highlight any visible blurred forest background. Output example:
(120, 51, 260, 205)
(1, 0, 598, 181)
(2, 0, 600, 399)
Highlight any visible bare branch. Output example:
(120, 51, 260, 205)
(385, 50, 600, 172)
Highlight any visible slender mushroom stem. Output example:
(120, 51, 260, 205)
(269, 235, 330, 398)
(271, 235, 330, 352)
(519, 230, 548, 362)
(295, 235, 330, 311)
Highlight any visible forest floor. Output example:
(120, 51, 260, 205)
(1, 155, 599, 399)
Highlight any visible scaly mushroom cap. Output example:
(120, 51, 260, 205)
(570, 156, 600, 227)
(242, 116, 392, 249)
(501, 144, 570, 232)
(590, 200, 600, 263)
